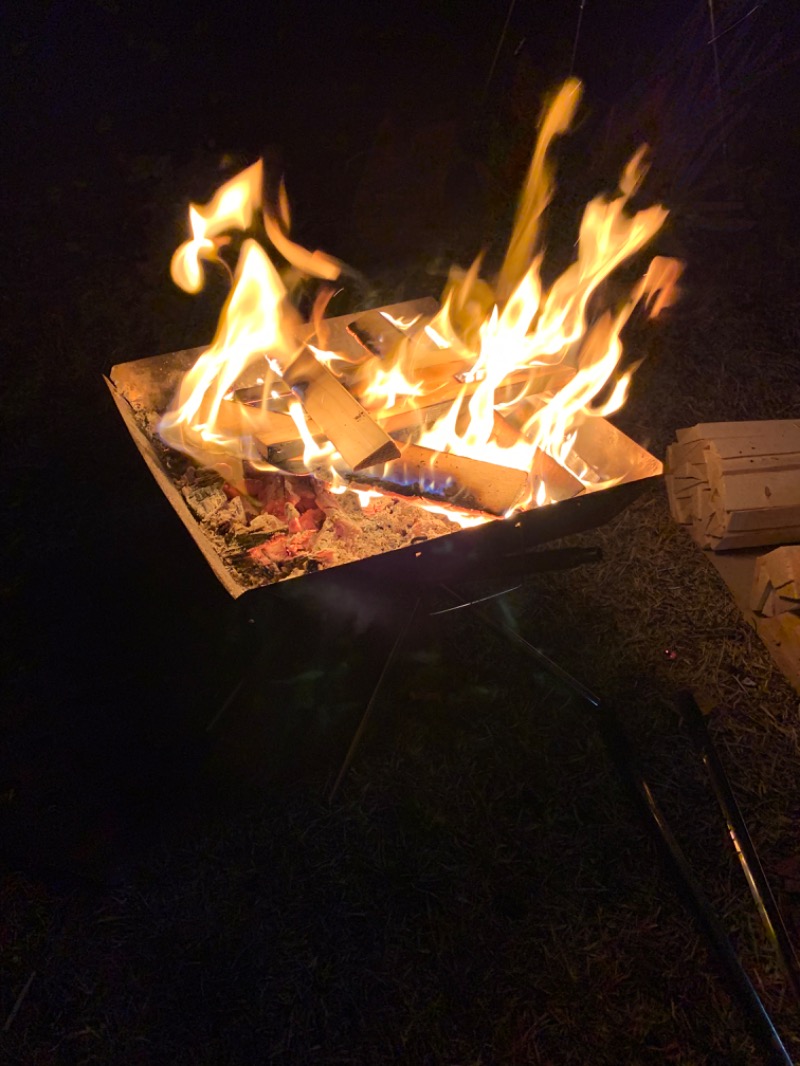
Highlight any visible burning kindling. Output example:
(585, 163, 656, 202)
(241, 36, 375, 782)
(113, 79, 680, 590)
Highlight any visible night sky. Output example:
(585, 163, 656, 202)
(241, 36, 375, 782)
(5, 1, 703, 185)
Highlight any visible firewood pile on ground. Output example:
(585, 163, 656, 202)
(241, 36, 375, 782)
(665, 420, 800, 692)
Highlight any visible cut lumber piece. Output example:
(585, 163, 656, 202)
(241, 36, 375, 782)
(750, 546, 800, 616)
(665, 439, 711, 471)
(706, 452, 800, 478)
(665, 441, 711, 528)
(716, 506, 800, 534)
(275, 347, 399, 471)
(353, 363, 576, 428)
(750, 557, 773, 615)
(762, 545, 800, 595)
(709, 551, 800, 694)
(709, 435, 800, 461)
(491, 413, 584, 501)
(676, 420, 800, 446)
(346, 309, 406, 358)
(709, 526, 800, 551)
(254, 367, 576, 467)
(214, 398, 302, 444)
(690, 483, 712, 531)
(668, 421, 800, 552)
(757, 613, 800, 681)
(666, 477, 692, 525)
(312, 296, 440, 364)
(367, 442, 530, 516)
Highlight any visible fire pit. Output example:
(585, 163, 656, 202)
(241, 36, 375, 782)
(107, 316, 661, 601)
(107, 78, 674, 605)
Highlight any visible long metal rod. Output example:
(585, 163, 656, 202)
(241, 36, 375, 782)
(440, 584, 794, 1066)
(678, 691, 800, 1003)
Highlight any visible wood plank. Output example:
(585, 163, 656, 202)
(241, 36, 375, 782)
(709, 550, 800, 694)
(214, 398, 303, 444)
(665, 439, 710, 470)
(345, 309, 406, 358)
(311, 296, 440, 364)
(758, 614, 800, 682)
(709, 526, 800, 551)
(712, 469, 800, 513)
(754, 547, 800, 614)
(353, 363, 576, 433)
(710, 433, 800, 460)
(676, 419, 800, 446)
(707, 451, 800, 479)
(716, 505, 800, 534)
(491, 414, 584, 502)
(253, 365, 576, 467)
(750, 558, 772, 614)
(367, 442, 530, 516)
(665, 475, 692, 525)
(762, 546, 800, 593)
(275, 347, 399, 471)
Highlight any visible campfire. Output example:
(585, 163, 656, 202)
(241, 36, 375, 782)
(108, 79, 678, 596)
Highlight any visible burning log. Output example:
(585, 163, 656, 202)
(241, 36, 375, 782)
(346, 309, 408, 358)
(314, 297, 440, 363)
(250, 365, 577, 466)
(275, 347, 400, 472)
(665, 421, 800, 550)
(492, 413, 584, 501)
(364, 442, 528, 516)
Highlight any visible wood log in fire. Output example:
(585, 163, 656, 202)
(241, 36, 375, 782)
(665, 420, 800, 550)
(242, 363, 575, 465)
(366, 441, 530, 515)
(276, 348, 400, 471)
(492, 413, 584, 501)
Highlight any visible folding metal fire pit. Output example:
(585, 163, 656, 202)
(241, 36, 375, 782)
(105, 293, 662, 790)
(107, 322, 799, 1065)
(107, 307, 662, 606)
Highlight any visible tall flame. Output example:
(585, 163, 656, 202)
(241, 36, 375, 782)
(159, 80, 682, 515)
(170, 160, 263, 293)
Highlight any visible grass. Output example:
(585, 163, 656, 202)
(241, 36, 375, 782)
(2, 18, 800, 1063)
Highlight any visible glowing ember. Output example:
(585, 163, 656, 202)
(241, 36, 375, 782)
(159, 78, 682, 523)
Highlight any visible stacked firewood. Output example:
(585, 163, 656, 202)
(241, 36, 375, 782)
(750, 545, 800, 681)
(751, 546, 800, 617)
(665, 421, 800, 551)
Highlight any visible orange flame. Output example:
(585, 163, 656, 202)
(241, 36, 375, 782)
(170, 160, 263, 293)
(160, 80, 682, 516)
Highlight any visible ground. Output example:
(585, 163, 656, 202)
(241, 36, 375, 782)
(2, 2, 800, 1063)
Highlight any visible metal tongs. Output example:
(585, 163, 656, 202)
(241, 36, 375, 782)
(678, 691, 800, 1004)
(435, 589, 797, 1065)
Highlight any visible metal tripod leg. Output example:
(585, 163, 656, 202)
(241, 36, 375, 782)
(326, 596, 421, 804)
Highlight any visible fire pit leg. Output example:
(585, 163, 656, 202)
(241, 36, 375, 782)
(325, 547, 603, 801)
(326, 596, 421, 805)
(204, 575, 422, 792)
(439, 584, 795, 1066)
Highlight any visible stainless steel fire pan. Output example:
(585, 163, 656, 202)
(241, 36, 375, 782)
(106, 326, 662, 604)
